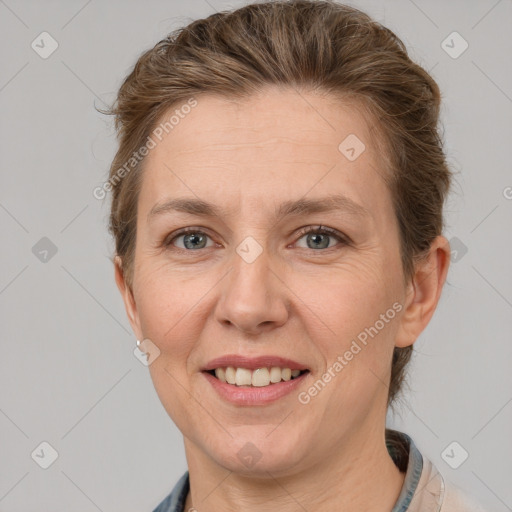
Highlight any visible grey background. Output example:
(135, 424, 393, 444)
(0, 0, 511, 510)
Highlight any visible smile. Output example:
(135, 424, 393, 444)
(207, 366, 309, 387)
(202, 368, 310, 406)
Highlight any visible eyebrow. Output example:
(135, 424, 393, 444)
(147, 194, 369, 223)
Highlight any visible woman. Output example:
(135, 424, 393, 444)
(106, 1, 488, 510)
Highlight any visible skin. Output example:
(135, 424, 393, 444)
(115, 87, 450, 511)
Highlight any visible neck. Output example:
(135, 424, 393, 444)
(183, 423, 405, 512)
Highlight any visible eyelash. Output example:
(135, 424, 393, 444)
(163, 225, 349, 252)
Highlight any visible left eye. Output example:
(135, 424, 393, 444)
(295, 226, 346, 250)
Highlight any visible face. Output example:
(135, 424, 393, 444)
(119, 87, 414, 476)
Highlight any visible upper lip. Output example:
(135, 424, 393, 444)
(202, 354, 310, 372)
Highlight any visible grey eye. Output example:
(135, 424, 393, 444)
(308, 233, 331, 249)
(296, 231, 341, 250)
(175, 232, 213, 250)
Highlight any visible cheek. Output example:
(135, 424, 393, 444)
(295, 255, 400, 343)
(134, 265, 206, 369)
(135, 267, 210, 433)
(293, 256, 402, 398)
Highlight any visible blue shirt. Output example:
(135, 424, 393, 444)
(152, 429, 484, 512)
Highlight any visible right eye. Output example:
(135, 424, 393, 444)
(165, 228, 216, 250)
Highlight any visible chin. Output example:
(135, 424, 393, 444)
(207, 432, 307, 476)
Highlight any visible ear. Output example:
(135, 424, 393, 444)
(395, 235, 451, 348)
(114, 255, 143, 340)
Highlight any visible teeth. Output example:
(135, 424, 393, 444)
(215, 368, 226, 383)
(213, 366, 305, 387)
(235, 367, 252, 386)
(252, 368, 270, 387)
(225, 366, 236, 384)
(270, 366, 282, 383)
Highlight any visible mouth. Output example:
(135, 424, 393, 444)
(204, 367, 310, 387)
(202, 365, 310, 406)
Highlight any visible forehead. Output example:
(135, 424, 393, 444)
(138, 87, 390, 220)
(156, 88, 379, 157)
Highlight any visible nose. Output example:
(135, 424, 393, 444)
(215, 245, 289, 335)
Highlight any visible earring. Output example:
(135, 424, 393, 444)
(136, 339, 141, 348)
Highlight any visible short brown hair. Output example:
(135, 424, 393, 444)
(104, 0, 451, 406)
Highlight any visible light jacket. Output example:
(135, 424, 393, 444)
(152, 430, 488, 511)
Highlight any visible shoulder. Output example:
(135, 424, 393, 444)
(152, 471, 189, 512)
(441, 480, 489, 512)
(399, 433, 489, 512)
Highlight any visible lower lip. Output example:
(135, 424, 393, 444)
(202, 371, 309, 406)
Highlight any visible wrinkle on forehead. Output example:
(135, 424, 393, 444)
(161, 88, 388, 185)
(139, 87, 394, 228)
